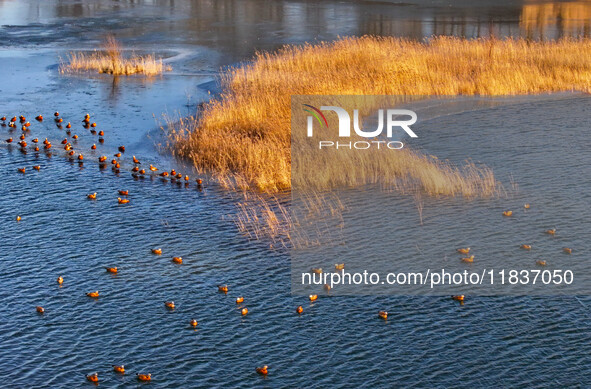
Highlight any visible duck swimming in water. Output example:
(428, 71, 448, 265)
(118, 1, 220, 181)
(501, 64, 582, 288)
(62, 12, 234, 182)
(91, 144, 96, 150)
(113, 365, 125, 374)
(452, 295, 465, 302)
(17, 167, 26, 174)
(133, 156, 140, 164)
(241, 307, 248, 315)
(149, 165, 158, 171)
(99, 156, 107, 162)
(87, 192, 97, 200)
(86, 373, 98, 383)
(190, 319, 198, 327)
(33, 165, 40, 171)
(461, 255, 475, 263)
(520, 244, 532, 250)
(137, 373, 151, 382)
(524, 203, 530, 209)
(86, 291, 99, 298)
(536, 260, 547, 266)
(118, 190, 128, 196)
(545, 228, 556, 235)
(105, 267, 118, 274)
(296, 305, 303, 314)
(164, 301, 175, 309)
(57, 276, 63, 285)
(36, 306, 45, 314)
(378, 311, 388, 320)
(117, 197, 129, 204)
(457, 247, 470, 254)
(66, 122, 71, 129)
(255, 366, 268, 375)
(151, 248, 162, 255)
(563, 247, 572, 254)
(502, 210, 513, 217)
(236, 296, 244, 304)
(218, 285, 228, 293)
(172, 257, 183, 264)
(309, 294, 318, 301)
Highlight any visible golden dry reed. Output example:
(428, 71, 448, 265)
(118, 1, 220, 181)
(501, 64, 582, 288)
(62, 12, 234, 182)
(169, 36, 591, 193)
(60, 35, 171, 76)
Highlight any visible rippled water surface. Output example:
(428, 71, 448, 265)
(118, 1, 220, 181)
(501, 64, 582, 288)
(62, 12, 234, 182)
(1, 0, 591, 387)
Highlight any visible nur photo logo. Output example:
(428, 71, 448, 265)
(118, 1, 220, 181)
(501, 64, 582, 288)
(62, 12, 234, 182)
(303, 104, 418, 150)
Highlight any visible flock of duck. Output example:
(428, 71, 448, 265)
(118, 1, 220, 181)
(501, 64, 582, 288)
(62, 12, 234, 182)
(1, 111, 576, 383)
(2, 111, 270, 384)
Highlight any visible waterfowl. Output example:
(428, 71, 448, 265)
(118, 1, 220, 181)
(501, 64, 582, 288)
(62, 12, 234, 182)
(536, 260, 547, 266)
(545, 228, 556, 235)
(296, 305, 303, 314)
(461, 255, 475, 263)
(16, 215, 21, 221)
(236, 296, 244, 304)
(43, 138, 49, 145)
(149, 165, 158, 171)
(176, 173, 182, 179)
(117, 197, 129, 204)
(190, 319, 198, 327)
(57, 276, 63, 285)
(196, 179, 203, 185)
(6, 137, 12, 143)
(91, 122, 97, 128)
(113, 365, 125, 374)
(172, 257, 183, 264)
(61, 138, 68, 144)
(86, 291, 99, 298)
(164, 301, 175, 309)
(309, 294, 318, 301)
(452, 295, 465, 302)
(99, 156, 107, 162)
(98, 138, 104, 143)
(137, 373, 151, 382)
(311, 268, 322, 274)
(111, 159, 117, 165)
(0, 116, 5, 121)
(86, 373, 98, 383)
(77, 154, 83, 161)
(159, 172, 169, 177)
(98, 130, 104, 136)
(457, 247, 470, 254)
(503, 210, 513, 217)
(151, 248, 162, 255)
(72, 134, 78, 139)
(139, 169, 146, 175)
(118, 190, 128, 196)
(19, 115, 25, 122)
(19, 133, 26, 140)
(184, 175, 189, 181)
(170, 169, 176, 176)
(32, 138, 38, 143)
(114, 162, 120, 169)
(91, 144, 96, 150)
(24, 121, 31, 127)
(132, 166, 139, 172)
(56, 118, 63, 123)
(563, 247, 572, 254)
(255, 366, 268, 375)
(218, 285, 228, 293)
(44, 143, 52, 149)
(18, 141, 27, 148)
(54, 112, 59, 117)
(133, 156, 140, 164)
(34, 146, 39, 151)
(33, 165, 40, 171)
(378, 311, 388, 319)
(114, 152, 121, 158)
(68, 150, 75, 156)
(241, 307, 248, 315)
(118, 146, 125, 152)
(520, 244, 532, 250)
(66, 122, 71, 129)
(105, 267, 118, 273)
(36, 306, 45, 314)
(64, 144, 72, 151)
(10, 116, 17, 122)
(17, 167, 26, 174)
(524, 203, 530, 209)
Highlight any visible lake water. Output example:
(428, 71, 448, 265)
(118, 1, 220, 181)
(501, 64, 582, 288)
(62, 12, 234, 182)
(1, 0, 590, 387)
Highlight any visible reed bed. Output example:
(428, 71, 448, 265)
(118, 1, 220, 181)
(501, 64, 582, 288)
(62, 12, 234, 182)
(169, 36, 591, 193)
(60, 36, 171, 76)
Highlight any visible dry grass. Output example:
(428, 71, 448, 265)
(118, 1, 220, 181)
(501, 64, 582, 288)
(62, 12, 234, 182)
(60, 35, 171, 76)
(168, 36, 591, 193)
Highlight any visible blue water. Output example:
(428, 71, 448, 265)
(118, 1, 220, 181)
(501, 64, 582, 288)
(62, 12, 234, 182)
(1, 0, 591, 387)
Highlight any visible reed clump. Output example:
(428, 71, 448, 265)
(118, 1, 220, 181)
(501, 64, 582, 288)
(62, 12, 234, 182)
(60, 35, 171, 76)
(169, 36, 591, 192)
